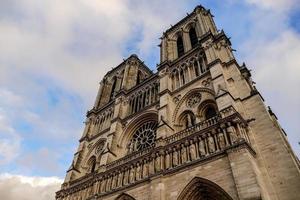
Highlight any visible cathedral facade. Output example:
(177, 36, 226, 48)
(56, 5, 300, 200)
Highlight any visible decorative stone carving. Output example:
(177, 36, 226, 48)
(186, 93, 201, 108)
(155, 153, 161, 172)
(217, 129, 226, 150)
(173, 94, 181, 104)
(180, 144, 187, 164)
(129, 166, 135, 183)
(172, 148, 178, 167)
(198, 137, 206, 157)
(165, 151, 171, 169)
(207, 133, 215, 153)
(227, 122, 238, 144)
(143, 160, 149, 178)
(189, 141, 197, 161)
(136, 163, 141, 181)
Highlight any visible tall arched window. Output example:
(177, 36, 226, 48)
(180, 69, 185, 85)
(110, 77, 117, 101)
(87, 156, 96, 173)
(177, 36, 184, 58)
(189, 27, 198, 48)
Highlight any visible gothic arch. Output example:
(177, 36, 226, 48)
(178, 110, 196, 130)
(172, 87, 215, 123)
(82, 138, 106, 167)
(115, 193, 135, 200)
(118, 110, 158, 150)
(197, 100, 218, 121)
(177, 177, 234, 200)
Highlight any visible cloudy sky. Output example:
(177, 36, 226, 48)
(0, 0, 299, 199)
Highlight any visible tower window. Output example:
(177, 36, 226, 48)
(177, 36, 184, 58)
(205, 107, 217, 119)
(189, 27, 198, 48)
(109, 77, 117, 101)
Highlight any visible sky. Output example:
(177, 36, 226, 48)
(0, 0, 299, 199)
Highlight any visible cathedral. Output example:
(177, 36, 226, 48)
(56, 5, 300, 200)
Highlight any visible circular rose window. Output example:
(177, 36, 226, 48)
(128, 121, 158, 153)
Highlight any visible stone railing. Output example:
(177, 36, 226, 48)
(56, 109, 252, 200)
(165, 116, 219, 144)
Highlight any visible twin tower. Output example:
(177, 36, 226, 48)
(56, 5, 300, 200)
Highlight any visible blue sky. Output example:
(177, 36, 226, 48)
(0, 0, 300, 199)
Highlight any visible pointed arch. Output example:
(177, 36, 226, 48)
(177, 35, 184, 58)
(178, 110, 196, 130)
(189, 27, 198, 48)
(115, 193, 135, 200)
(177, 177, 234, 200)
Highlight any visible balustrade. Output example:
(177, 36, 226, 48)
(56, 112, 253, 200)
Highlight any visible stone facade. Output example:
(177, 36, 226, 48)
(56, 5, 300, 200)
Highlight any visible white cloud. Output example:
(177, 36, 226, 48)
(245, 0, 298, 11)
(0, 90, 22, 165)
(0, 173, 62, 200)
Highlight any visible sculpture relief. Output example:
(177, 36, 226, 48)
(165, 151, 171, 169)
(129, 166, 135, 183)
(217, 129, 226, 150)
(155, 153, 161, 172)
(227, 122, 238, 144)
(207, 133, 216, 153)
(180, 144, 187, 164)
(172, 148, 179, 167)
(198, 136, 206, 157)
(189, 141, 197, 161)
(136, 163, 141, 181)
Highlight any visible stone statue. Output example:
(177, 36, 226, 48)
(155, 153, 161, 172)
(100, 178, 106, 193)
(173, 148, 178, 167)
(165, 151, 170, 169)
(111, 173, 117, 189)
(123, 169, 128, 185)
(129, 166, 135, 183)
(136, 163, 141, 180)
(149, 157, 155, 175)
(189, 141, 197, 161)
(198, 137, 206, 157)
(143, 160, 149, 178)
(106, 175, 111, 191)
(218, 130, 226, 150)
(117, 171, 123, 187)
(208, 133, 215, 153)
(227, 123, 238, 144)
(181, 144, 187, 164)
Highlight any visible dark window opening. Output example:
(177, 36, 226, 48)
(180, 69, 185, 85)
(91, 161, 96, 173)
(194, 61, 199, 77)
(205, 107, 217, 119)
(110, 77, 117, 101)
(177, 36, 184, 57)
(189, 27, 198, 48)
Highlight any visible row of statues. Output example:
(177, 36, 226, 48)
(68, 122, 249, 199)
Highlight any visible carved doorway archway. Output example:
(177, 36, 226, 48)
(177, 177, 234, 200)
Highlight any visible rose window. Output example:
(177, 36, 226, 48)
(128, 121, 158, 153)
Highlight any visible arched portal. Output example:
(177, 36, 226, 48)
(177, 177, 234, 200)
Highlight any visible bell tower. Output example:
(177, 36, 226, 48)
(56, 5, 300, 200)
